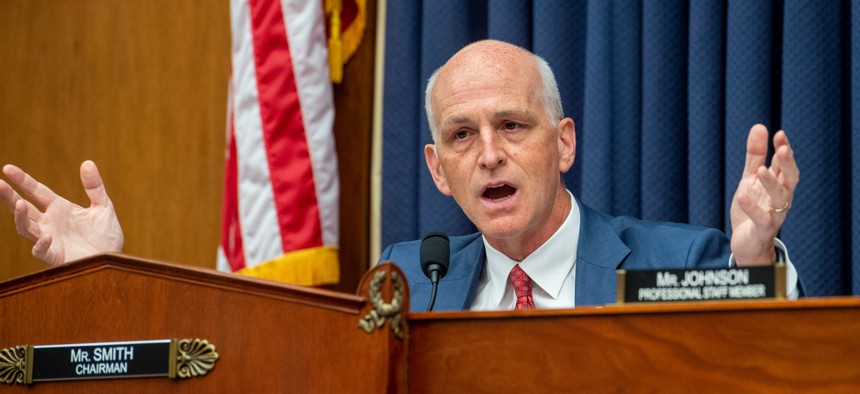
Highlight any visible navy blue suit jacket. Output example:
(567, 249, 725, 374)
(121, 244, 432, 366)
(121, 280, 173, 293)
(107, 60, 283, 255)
(379, 201, 733, 312)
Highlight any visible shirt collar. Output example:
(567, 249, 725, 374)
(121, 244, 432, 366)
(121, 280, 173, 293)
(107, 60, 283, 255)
(481, 191, 581, 306)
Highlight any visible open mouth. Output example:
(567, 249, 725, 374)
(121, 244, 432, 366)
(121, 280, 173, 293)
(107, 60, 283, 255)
(482, 184, 517, 201)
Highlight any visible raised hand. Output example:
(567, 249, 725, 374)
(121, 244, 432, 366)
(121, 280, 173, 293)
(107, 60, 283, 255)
(0, 161, 124, 265)
(730, 124, 800, 266)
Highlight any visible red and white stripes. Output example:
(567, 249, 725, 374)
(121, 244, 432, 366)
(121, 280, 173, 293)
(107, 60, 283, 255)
(218, 0, 339, 285)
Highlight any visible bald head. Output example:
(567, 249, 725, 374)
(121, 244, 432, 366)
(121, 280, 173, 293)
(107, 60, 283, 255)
(424, 40, 563, 141)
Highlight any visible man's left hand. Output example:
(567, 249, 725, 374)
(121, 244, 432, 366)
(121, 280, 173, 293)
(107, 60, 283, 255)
(730, 124, 799, 266)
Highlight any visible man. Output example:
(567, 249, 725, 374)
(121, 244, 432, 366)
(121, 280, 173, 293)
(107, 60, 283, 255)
(379, 40, 799, 311)
(1, 40, 799, 311)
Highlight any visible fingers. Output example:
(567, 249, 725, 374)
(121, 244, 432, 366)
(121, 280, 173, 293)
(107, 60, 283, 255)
(742, 124, 769, 177)
(773, 129, 790, 149)
(756, 166, 791, 212)
(80, 160, 110, 207)
(14, 199, 42, 242)
(740, 127, 800, 211)
(2, 164, 59, 209)
(0, 179, 22, 213)
(770, 131, 799, 190)
(756, 130, 799, 211)
(32, 233, 53, 261)
(4, 165, 49, 247)
(32, 233, 63, 265)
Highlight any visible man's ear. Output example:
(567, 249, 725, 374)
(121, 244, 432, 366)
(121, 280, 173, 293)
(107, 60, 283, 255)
(424, 144, 452, 196)
(558, 117, 576, 173)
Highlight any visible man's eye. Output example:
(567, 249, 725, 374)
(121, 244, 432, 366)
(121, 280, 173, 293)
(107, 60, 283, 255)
(454, 130, 470, 139)
(503, 122, 520, 130)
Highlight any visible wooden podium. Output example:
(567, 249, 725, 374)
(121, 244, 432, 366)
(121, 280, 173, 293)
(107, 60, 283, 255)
(2, 255, 859, 392)
(0, 254, 406, 393)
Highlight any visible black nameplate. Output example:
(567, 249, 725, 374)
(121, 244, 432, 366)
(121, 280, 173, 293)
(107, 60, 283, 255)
(617, 265, 785, 304)
(31, 340, 171, 382)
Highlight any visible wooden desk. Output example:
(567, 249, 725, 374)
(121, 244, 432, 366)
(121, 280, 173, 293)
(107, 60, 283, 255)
(2, 257, 857, 392)
(407, 297, 860, 392)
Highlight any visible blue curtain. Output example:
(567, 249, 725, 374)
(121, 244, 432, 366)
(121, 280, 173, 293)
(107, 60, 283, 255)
(381, 0, 858, 297)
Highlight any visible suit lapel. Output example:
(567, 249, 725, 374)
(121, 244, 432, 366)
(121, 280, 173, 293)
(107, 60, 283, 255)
(574, 202, 630, 306)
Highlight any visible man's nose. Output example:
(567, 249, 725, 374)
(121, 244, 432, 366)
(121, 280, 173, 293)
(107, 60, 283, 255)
(478, 131, 506, 170)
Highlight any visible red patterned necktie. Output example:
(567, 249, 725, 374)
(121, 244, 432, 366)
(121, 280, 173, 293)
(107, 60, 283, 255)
(509, 264, 536, 310)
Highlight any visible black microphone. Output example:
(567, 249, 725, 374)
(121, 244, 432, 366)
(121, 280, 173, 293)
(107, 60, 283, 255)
(420, 231, 450, 312)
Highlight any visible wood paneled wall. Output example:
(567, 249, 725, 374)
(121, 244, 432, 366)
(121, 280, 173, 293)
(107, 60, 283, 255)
(0, 0, 375, 293)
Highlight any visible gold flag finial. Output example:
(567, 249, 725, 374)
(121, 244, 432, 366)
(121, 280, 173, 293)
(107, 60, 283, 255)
(326, 0, 344, 83)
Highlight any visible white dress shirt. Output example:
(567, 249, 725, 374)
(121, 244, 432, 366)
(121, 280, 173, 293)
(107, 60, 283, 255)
(471, 192, 581, 311)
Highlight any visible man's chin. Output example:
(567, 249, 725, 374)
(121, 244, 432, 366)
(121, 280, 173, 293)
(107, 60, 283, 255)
(476, 220, 525, 242)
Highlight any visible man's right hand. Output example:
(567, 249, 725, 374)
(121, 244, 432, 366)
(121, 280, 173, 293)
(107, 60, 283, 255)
(0, 160, 124, 265)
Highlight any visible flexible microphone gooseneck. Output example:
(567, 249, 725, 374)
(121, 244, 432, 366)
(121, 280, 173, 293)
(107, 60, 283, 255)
(420, 232, 450, 312)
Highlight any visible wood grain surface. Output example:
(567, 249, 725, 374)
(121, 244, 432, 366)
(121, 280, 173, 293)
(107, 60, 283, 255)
(407, 298, 860, 392)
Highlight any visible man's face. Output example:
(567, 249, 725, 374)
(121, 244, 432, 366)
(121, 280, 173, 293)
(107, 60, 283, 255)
(424, 46, 575, 250)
